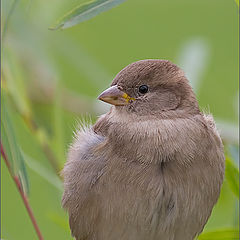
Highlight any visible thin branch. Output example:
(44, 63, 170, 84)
(1, 143, 44, 240)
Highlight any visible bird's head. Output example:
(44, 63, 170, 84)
(98, 59, 200, 118)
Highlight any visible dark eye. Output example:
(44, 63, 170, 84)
(138, 85, 149, 94)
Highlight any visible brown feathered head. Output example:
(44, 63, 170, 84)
(98, 59, 200, 118)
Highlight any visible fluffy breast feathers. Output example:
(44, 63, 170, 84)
(62, 113, 225, 240)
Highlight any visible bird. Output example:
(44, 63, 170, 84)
(62, 59, 225, 240)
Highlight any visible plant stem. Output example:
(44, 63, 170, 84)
(1, 143, 44, 240)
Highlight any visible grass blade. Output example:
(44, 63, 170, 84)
(50, 0, 126, 30)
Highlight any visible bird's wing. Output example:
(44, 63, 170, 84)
(62, 127, 106, 240)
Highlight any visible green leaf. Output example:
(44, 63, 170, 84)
(50, 0, 126, 30)
(235, 0, 239, 7)
(1, 92, 30, 195)
(198, 229, 239, 240)
(225, 156, 239, 198)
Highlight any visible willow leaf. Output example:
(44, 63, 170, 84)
(1, 92, 30, 195)
(50, 0, 126, 30)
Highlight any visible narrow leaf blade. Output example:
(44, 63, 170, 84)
(50, 0, 126, 30)
(1, 92, 30, 195)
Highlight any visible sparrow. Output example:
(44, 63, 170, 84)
(62, 59, 225, 240)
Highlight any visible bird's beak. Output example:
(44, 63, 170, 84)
(98, 85, 135, 106)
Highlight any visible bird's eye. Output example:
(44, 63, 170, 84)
(138, 85, 149, 94)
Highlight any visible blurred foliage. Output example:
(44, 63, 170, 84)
(1, 0, 239, 239)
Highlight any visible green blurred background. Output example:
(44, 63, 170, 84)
(1, 0, 239, 239)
